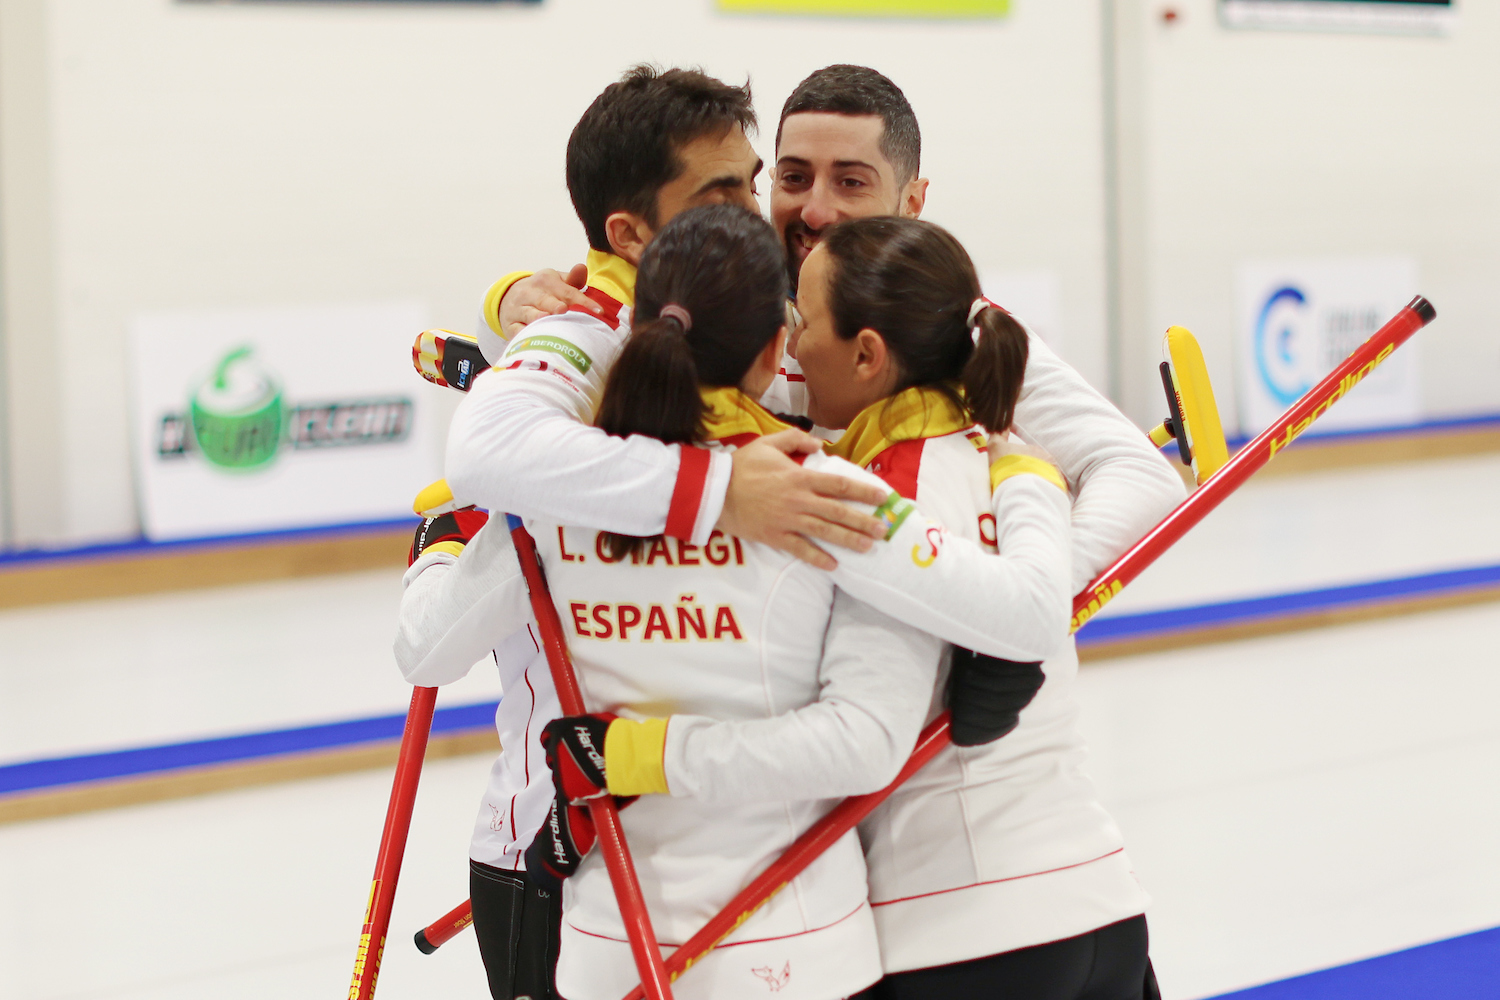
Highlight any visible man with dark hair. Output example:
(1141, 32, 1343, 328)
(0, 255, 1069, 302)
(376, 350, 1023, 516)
(565, 65, 760, 255)
(474, 65, 888, 564)
(772, 64, 928, 286)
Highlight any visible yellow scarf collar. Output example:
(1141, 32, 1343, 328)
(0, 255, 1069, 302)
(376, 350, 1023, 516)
(827, 385, 972, 470)
(700, 386, 792, 443)
(585, 248, 637, 308)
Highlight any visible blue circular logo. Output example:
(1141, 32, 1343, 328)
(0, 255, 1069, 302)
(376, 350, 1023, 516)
(1254, 285, 1313, 407)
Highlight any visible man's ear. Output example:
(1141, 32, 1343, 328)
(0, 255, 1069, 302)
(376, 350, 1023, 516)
(899, 177, 929, 219)
(605, 212, 654, 265)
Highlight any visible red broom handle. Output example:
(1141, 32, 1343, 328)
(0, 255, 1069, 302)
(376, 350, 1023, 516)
(507, 516, 676, 1000)
(349, 684, 439, 1000)
(1068, 295, 1434, 631)
(414, 898, 474, 955)
(619, 295, 1436, 1000)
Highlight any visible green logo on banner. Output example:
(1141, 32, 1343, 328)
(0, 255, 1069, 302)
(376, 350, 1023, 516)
(509, 335, 594, 375)
(190, 346, 284, 470)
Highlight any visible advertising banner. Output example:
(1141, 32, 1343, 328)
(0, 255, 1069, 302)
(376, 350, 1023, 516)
(1221, 0, 1452, 34)
(719, 0, 1008, 17)
(128, 301, 436, 541)
(1234, 257, 1421, 439)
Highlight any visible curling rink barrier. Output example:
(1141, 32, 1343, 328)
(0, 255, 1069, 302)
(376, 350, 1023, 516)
(3, 448, 1500, 1000)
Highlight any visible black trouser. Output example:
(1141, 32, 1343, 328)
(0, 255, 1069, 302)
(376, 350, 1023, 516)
(854, 915, 1159, 1000)
(470, 860, 563, 1000)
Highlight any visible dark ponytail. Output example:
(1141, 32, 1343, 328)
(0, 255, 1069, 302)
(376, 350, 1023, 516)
(821, 217, 1029, 435)
(593, 203, 788, 558)
(961, 306, 1029, 434)
(594, 314, 704, 449)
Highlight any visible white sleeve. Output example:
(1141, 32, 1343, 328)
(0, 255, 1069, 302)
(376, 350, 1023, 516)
(816, 455, 1073, 662)
(445, 312, 732, 544)
(661, 589, 941, 803)
(1012, 333, 1187, 591)
(393, 520, 533, 687)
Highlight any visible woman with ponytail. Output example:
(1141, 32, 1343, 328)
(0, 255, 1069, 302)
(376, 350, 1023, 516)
(397, 201, 1097, 998)
(794, 217, 1157, 1000)
(445, 203, 957, 1000)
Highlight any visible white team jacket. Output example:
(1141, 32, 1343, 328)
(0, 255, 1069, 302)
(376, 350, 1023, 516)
(453, 271, 1187, 597)
(817, 387, 1152, 972)
(397, 386, 1074, 1000)
(432, 255, 1183, 967)
(413, 256, 1078, 873)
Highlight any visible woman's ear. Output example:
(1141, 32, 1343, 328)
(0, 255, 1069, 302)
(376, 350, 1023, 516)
(767, 324, 789, 368)
(604, 212, 654, 265)
(741, 325, 789, 400)
(852, 328, 894, 389)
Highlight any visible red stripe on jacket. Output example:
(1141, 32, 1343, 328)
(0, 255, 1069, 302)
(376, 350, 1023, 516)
(866, 439, 926, 500)
(665, 445, 713, 540)
(568, 287, 625, 330)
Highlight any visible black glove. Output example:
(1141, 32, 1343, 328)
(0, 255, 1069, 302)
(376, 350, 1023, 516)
(408, 508, 488, 565)
(539, 714, 617, 804)
(946, 648, 1045, 747)
(524, 793, 595, 893)
(523, 790, 636, 893)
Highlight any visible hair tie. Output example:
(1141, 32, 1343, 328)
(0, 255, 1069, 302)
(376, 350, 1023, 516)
(967, 297, 989, 344)
(659, 304, 693, 332)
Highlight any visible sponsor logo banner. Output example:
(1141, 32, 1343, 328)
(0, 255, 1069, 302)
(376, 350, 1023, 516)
(1233, 257, 1421, 439)
(1221, 0, 1452, 35)
(129, 301, 437, 540)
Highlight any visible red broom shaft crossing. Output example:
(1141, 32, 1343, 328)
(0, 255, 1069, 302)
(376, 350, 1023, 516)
(349, 684, 438, 1000)
(509, 519, 676, 1000)
(620, 715, 953, 999)
(620, 295, 1434, 1000)
(1068, 295, 1433, 632)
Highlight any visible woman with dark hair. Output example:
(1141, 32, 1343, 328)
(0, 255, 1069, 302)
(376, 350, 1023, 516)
(794, 217, 1156, 1000)
(395, 204, 1079, 1000)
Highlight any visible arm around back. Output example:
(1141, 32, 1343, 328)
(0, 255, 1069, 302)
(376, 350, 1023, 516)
(818, 454, 1072, 662)
(661, 589, 942, 803)
(1011, 333, 1187, 591)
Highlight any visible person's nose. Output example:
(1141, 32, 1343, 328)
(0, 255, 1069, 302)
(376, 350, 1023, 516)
(801, 180, 843, 232)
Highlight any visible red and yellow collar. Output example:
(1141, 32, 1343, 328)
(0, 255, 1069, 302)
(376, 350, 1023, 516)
(826, 385, 972, 470)
(700, 386, 792, 446)
(571, 249, 637, 330)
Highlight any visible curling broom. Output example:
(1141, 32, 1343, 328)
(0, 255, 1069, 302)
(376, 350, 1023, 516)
(616, 295, 1435, 1000)
(506, 514, 676, 1000)
(348, 685, 439, 1000)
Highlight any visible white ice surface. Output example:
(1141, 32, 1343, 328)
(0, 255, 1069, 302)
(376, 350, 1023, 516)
(1078, 601, 1500, 998)
(0, 754, 495, 1000)
(0, 569, 502, 765)
(3, 457, 1500, 998)
(1093, 452, 1500, 616)
(2, 603, 1498, 999)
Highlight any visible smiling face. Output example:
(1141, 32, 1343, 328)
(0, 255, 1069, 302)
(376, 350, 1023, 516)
(771, 112, 927, 287)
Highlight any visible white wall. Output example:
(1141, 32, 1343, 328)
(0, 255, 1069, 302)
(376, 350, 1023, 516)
(1118, 0, 1500, 430)
(4, 0, 1108, 548)
(4, 0, 1498, 549)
